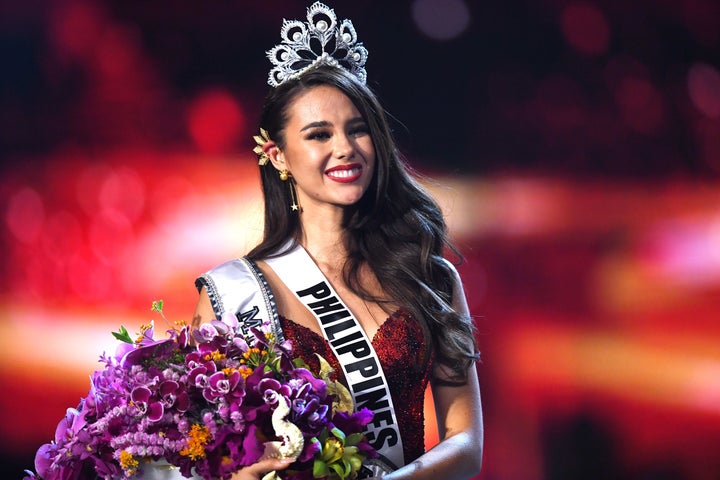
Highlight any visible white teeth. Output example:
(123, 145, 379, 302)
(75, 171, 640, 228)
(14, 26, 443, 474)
(327, 167, 360, 178)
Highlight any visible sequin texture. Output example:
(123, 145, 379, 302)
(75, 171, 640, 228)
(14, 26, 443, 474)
(279, 308, 432, 464)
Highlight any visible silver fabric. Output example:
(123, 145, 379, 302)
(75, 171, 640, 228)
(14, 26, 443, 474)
(195, 257, 283, 343)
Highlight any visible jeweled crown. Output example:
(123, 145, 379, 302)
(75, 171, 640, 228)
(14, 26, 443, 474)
(266, 2, 368, 87)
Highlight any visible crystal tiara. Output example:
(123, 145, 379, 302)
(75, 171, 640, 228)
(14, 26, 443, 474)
(266, 2, 368, 87)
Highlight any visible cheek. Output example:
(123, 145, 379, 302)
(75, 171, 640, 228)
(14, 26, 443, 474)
(360, 139, 376, 162)
(367, 145, 377, 169)
(364, 155, 377, 186)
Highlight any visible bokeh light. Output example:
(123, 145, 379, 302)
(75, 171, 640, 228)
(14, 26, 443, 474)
(614, 76, 665, 134)
(688, 62, 720, 119)
(187, 88, 245, 154)
(5, 187, 44, 244)
(411, 0, 470, 41)
(3, 1, 720, 479)
(560, 2, 610, 55)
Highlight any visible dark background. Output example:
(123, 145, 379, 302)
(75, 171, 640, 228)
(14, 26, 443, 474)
(2, 1, 720, 479)
(4, 0, 720, 177)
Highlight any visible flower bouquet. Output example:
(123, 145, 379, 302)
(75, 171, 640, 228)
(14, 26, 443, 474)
(24, 301, 376, 480)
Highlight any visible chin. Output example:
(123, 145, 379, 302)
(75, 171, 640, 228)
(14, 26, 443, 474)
(343, 191, 369, 205)
(334, 189, 368, 205)
(337, 199, 362, 208)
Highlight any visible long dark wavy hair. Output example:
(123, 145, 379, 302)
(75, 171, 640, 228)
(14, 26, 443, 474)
(247, 66, 478, 382)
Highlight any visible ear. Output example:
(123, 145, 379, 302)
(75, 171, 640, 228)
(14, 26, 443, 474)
(264, 141, 286, 172)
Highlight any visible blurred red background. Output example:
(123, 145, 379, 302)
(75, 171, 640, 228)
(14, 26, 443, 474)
(2, 1, 720, 479)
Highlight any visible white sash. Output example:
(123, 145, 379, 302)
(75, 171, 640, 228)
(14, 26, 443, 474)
(196, 257, 284, 343)
(265, 244, 405, 472)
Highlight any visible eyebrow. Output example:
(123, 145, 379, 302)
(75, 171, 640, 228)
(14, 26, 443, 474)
(299, 117, 366, 132)
(300, 121, 331, 132)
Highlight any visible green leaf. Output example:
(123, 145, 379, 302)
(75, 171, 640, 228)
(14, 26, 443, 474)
(343, 446, 359, 456)
(293, 357, 310, 369)
(313, 459, 329, 478)
(348, 454, 364, 471)
(329, 462, 349, 480)
(345, 433, 363, 447)
(112, 326, 133, 344)
(330, 427, 346, 442)
(315, 354, 335, 379)
(340, 459, 352, 478)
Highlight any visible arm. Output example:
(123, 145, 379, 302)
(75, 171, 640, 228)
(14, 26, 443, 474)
(192, 286, 215, 327)
(384, 263, 484, 480)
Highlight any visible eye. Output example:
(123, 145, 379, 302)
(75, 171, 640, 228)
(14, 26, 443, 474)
(306, 130, 331, 141)
(349, 124, 370, 137)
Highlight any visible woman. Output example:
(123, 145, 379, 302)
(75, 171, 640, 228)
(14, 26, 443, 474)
(193, 3, 483, 479)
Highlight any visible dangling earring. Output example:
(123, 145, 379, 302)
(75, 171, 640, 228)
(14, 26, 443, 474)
(279, 169, 300, 211)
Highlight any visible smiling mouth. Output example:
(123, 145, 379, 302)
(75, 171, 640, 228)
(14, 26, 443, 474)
(325, 164, 363, 182)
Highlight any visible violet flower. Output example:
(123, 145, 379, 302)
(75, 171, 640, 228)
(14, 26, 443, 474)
(24, 302, 377, 480)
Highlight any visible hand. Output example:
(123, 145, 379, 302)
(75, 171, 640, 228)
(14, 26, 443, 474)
(229, 457, 294, 480)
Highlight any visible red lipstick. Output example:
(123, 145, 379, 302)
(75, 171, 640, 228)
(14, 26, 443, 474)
(325, 163, 363, 183)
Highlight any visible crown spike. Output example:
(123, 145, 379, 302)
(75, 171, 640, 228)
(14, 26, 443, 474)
(266, 2, 368, 87)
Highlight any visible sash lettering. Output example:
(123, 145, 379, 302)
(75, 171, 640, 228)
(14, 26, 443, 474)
(268, 248, 405, 471)
(296, 280, 402, 456)
(236, 306, 263, 340)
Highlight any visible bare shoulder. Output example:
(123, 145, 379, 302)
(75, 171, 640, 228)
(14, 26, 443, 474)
(439, 256, 463, 282)
(439, 257, 468, 311)
(193, 286, 215, 327)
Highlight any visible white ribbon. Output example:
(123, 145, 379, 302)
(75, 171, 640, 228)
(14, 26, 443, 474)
(265, 245, 405, 471)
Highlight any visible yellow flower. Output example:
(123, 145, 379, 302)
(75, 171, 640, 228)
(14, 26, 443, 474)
(204, 350, 226, 362)
(134, 322, 153, 344)
(119, 450, 139, 475)
(180, 424, 211, 460)
(321, 438, 344, 464)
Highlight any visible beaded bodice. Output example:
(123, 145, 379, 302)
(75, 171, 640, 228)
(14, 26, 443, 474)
(280, 308, 432, 464)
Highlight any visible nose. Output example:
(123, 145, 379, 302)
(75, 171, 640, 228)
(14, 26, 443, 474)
(333, 134, 355, 159)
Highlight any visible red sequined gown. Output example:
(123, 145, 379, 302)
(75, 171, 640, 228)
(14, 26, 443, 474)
(279, 308, 433, 465)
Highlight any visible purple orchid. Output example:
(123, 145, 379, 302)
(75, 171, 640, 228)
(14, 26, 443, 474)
(193, 322, 220, 343)
(120, 337, 176, 367)
(25, 304, 377, 480)
(202, 370, 245, 403)
(131, 386, 164, 422)
(175, 325, 191, 349)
